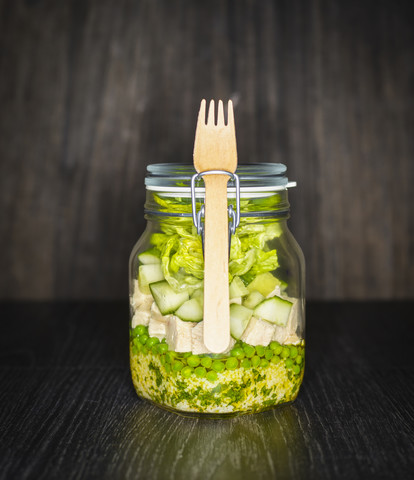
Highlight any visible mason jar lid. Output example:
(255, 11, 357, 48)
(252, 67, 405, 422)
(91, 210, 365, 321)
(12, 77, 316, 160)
(145, 163, 296, 197)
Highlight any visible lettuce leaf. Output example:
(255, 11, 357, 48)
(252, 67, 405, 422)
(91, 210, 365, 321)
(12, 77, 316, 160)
(148, 196, 283, 291)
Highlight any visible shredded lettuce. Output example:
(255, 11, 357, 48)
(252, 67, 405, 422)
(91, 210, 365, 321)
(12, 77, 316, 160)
(148, 195, 283, 291)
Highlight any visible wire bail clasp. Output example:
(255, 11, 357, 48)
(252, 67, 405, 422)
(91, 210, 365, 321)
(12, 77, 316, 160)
(191, 170, 240, 255)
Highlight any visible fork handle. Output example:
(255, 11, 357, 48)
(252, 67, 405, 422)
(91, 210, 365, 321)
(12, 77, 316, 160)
(202, 174, 231, 353)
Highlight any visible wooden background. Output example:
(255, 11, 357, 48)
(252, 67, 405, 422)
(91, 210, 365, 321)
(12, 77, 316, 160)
(0, 0, 413, 300)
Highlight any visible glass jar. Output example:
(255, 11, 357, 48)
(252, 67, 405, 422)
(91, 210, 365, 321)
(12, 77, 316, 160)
(129, 163, 305, 417)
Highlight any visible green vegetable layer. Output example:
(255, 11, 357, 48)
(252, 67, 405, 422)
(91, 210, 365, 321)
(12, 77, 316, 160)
(130, 325, 304, 414)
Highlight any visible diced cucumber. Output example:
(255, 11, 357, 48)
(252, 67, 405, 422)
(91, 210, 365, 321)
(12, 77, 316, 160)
(243, 290, 265, 309)
(230, 304, 253, 340)
(229, 296, 242, 305)
(149, 281, 189, 315)
(190, 288, 204, 299)
(229, 276, 249, 298)
(138, 264, 164, 288)
(190, 288, 204, 307)
(138, 248, 161, 265)
(253, 296, 293, 326)
(175, 298, 203, 322)
(247, 272, 281, 297)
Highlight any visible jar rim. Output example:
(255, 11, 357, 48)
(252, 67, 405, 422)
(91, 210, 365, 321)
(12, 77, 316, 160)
(145, 163, 296, 193)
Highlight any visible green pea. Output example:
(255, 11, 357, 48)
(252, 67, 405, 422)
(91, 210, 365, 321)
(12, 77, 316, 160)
(201, 357, 213, 368)
(243, 345, 255, 358)
(230, 347, 245, 359)
(195, 366, 207, 378)
(271, 355, 280, 364)
(265, 348, 273, 360)
(281, 347, 290, 358)
(132, 326, 141, 337)
(151, 345, 159, 355)
(181, 366, 193, 378)
(241, 358, 251, 369)
(160, 355, 166, 365)
(226, 357, 238, 370)
(251, 356, 261, 368)
(158, 343, 169, 354)
(131, 346, 138, 355)
(182, 352, 192, 358)
(285, 358, 294, 368)
(292, 365, 300, 375)
(212, 360, 225, 372)
(147, 337, 160, 348)
(206, 370, 218, 382)
(296, 355, 303, 364)
(289, 346, 298, 358)
(260, 359, 269, 368)
(165, 351, 176, 364)
(173, 360, 184, 372)
(134, 342, 142, 352)
(136, 325, 148, 336)
(139, 334, 149, 345)
(270, 341, 280, 351)
(255, 345, 265, 357)
(187, 355, 200, 368)
(165, 363, 171, 373)
(133, 338, 141, 347)
(141, 346, 148, 355)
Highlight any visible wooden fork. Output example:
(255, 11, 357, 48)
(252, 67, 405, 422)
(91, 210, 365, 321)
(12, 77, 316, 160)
(193, 99, 238, 353)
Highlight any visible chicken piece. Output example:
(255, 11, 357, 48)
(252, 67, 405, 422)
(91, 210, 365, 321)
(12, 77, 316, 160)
(150, 302, 168, 323)
(166, 316, 196, 352)
(191, 322, 211, 355)
(241, 316, 275, 346)
(284, 333, 301, 345)
(130, 280, 153, 311)
(131, 309, 151, 328)
(148, 316, 168, 340)
(272, 325, 287, 344)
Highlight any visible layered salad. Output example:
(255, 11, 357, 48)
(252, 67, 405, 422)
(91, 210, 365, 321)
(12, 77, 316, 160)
(130, 194, 304, 415)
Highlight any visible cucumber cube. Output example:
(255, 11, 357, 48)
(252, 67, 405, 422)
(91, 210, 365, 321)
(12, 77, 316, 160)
(190, 288, 204, 307)
(229, 276, 250, 299)
(149, 281, 189, 315)
(138, 264, 164, 288)
(247, 272, 281, 297)
(138, 248, 161, 265)
(243, 290, 265, 309)
(253, 296, 293, 326)
(175, 298, 203, 322)
(230, 304, 253, 340)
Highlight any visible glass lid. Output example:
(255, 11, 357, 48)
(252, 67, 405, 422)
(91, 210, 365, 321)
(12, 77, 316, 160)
(145, 163, 296, 194)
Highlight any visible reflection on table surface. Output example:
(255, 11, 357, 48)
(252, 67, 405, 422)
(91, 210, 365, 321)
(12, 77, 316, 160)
(110, 398, 308, 479)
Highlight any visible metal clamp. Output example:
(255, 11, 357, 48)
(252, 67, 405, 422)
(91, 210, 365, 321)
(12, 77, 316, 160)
(191, 170, 240, 255)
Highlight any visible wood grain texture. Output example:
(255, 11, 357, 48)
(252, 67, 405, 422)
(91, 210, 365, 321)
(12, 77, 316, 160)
(0, 0, 413, 299)
(0, 301, 413, 479)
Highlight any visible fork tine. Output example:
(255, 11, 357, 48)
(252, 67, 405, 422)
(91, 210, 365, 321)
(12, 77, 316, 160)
(197, 99, 207, 128)
(207, 100, 215, 126)
(217, 100, 225, 127)
(227, 100, 235, 129)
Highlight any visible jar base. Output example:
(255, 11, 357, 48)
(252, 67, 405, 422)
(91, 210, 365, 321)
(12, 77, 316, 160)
(134, 389, 299, 419)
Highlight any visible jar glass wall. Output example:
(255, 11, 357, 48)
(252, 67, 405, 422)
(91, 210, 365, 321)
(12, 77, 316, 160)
(129, 164, 305, 417)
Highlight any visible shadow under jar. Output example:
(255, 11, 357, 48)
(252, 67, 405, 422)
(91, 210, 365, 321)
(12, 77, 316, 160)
(129, 164, 305, 417)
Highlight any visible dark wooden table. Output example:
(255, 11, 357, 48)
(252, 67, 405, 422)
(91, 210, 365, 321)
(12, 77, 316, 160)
(0, 302, 413, 479)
